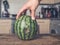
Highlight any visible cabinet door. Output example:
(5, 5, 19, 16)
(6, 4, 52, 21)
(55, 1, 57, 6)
(0, 19, 12, 34)
(50, 20, 60, 35)
(37, 19, 50, 34)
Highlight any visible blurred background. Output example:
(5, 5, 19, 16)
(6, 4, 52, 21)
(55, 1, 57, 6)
(0, 0, 60, 35)
(0, 0, 60, 19)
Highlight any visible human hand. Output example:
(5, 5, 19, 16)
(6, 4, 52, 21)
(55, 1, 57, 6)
(16, 0, 41, 20)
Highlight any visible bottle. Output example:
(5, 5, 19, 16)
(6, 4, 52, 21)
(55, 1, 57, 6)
(39, 12, 43, 18)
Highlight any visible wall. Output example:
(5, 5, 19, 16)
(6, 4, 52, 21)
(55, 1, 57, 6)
(40, 0, 60, 4)
(1, 0, 28, 14)
(40, 0, 54, 4)
(55, 0, 60, 3)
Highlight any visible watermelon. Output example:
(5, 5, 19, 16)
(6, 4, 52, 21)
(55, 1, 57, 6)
(14, 15, 37, 40)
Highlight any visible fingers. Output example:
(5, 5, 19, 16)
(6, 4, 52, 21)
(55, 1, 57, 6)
(30, 9, 35, 20)
(16, 5, 28, 19)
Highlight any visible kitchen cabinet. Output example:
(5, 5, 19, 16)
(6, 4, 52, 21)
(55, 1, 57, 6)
(37, 19, 50, 34)
(0, 19, 12, 34)
(50, 19, 60, 35)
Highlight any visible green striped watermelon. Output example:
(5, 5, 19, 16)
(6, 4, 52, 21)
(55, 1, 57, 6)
(15, 15, 37, 40)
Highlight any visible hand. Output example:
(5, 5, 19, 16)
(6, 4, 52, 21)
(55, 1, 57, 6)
(16, 0, 41, 20)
